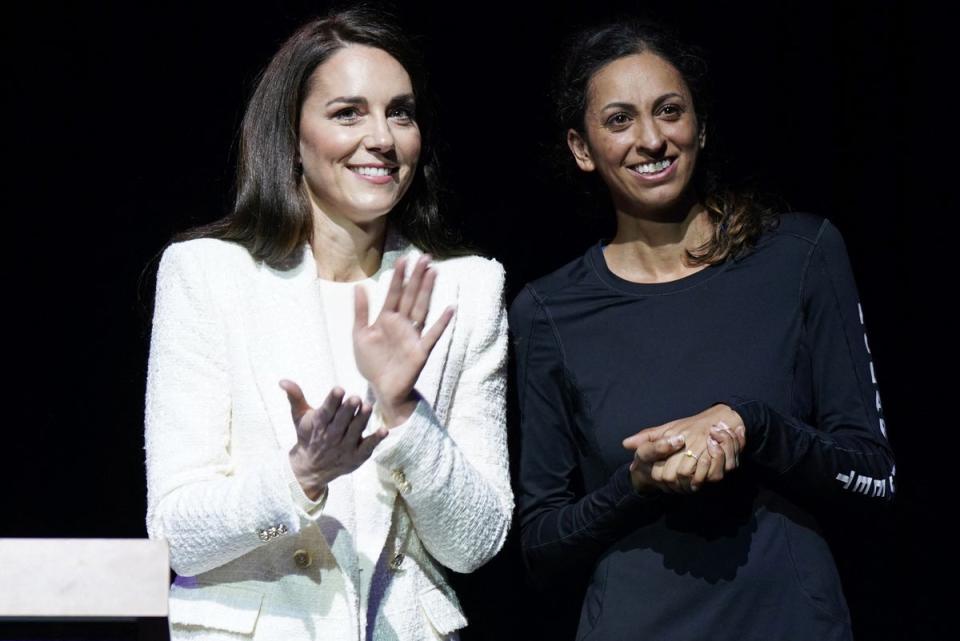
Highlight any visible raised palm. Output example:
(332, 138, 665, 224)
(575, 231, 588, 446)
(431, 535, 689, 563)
(353, 254, 454, 411)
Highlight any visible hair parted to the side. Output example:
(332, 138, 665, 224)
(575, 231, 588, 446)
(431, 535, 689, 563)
(177, 6, 462, 268)
(556, 20, 777, 264)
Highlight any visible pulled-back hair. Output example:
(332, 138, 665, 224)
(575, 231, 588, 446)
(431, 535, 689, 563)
(179, 7, 460, 268)
(556, 20, 776, 264)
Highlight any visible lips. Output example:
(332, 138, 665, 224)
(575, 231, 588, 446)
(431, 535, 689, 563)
(347, 164, 399, 185)
(627, 157, 677, 180)
(348, 164, 398, 177)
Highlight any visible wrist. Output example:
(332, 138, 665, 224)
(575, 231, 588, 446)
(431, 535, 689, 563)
(373, 390, 420, 428)
(288, 447, 328, 500)
(376, 397, 419, 429)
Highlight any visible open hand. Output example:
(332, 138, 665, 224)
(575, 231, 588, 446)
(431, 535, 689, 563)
(353, 254, 455, 427)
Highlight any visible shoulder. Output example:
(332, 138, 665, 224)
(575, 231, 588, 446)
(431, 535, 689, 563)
(764, 212, 836, 246)
(432, 254, 506, 312)
(508, 248, 593, 324)
(159, 238, 256, 278)
(154, 239, 261, 312)
(765, 213, 852, 261)
(743, 213, 851, 272)
(433, 253, 505, 288)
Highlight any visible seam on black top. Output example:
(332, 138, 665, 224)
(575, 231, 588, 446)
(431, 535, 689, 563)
(528, 284, 609, 474)
(521, 286, 650, 552)
(524, 465, 651, 552)
(526, 285, 568, 366)
(815, 227, 885, 443)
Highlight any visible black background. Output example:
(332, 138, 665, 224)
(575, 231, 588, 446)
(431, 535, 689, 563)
(4, 1, 948, 639)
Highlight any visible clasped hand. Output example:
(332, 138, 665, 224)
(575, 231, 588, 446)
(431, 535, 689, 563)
(622, 405, 746, 494)
(282, 254, 454, 498)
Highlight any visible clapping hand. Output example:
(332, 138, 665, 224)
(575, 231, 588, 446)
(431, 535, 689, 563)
(281, 382, 386, 500)
(353, 254, 455, 427)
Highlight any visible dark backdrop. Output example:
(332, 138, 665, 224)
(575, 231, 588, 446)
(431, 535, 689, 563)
(4, 1, 948, 639)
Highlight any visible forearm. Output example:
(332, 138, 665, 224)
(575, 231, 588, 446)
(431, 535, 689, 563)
(147, 451, 306, 576)
(520, 463, 661, 581)
(732, 397, 895, 503)
(373, 400, 512, 574)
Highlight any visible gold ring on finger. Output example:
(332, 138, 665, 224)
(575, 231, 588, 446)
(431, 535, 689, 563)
(684, 449, 699, 460)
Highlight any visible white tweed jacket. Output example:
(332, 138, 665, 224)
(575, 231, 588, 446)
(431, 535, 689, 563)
(144, 233, 513, 641)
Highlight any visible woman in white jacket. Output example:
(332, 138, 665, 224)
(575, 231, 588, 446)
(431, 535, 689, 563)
(144, 9, 512, 641)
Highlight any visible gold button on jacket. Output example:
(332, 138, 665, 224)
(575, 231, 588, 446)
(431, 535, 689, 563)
(293, 549, 312, 569)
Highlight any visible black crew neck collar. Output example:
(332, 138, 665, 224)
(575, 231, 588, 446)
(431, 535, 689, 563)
(586, 241, 729, 296)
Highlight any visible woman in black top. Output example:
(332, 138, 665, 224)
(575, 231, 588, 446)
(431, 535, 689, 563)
(510, 21, 895, 641)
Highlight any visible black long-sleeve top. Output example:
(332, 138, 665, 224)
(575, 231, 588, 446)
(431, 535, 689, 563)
(509, 214, 894, 641)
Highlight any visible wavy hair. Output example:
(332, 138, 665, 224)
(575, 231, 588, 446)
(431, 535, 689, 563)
(556, 20, 776, 264)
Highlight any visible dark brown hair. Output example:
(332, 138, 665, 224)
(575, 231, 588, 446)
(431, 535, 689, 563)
(178, 7, 460, 268)
(556, 20, 776, 264)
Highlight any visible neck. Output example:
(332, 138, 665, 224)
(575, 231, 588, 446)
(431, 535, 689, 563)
(310, 208, 387, 282)
(604, 196, 713, 283)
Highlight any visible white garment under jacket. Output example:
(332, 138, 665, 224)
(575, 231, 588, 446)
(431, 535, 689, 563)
(144, 234, 513, 641)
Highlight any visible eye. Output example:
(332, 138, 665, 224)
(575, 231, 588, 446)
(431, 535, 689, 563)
(333, 107, 361, 123)
(604, 112, 632, 129)
(388, 106, 415, 124)
(658, 104, 685, 120)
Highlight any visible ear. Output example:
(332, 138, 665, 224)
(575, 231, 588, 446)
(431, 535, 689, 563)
(566, 128, 595, 172)
(698, 123, 707, 149)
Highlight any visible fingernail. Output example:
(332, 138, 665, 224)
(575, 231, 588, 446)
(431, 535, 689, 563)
(707, 438, 720, 453)
(710, 425, 724, 435)
(668, 434, 685, 446)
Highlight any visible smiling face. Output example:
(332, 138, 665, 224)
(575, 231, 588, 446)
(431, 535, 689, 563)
(298, 44, 421, 226)
(567, 52, 704, 217)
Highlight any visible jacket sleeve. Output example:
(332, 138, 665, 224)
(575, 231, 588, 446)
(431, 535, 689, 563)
(145, 242, 320, 577)
(726, 219, 895, 504)
(510, 286, 660, 583)
(371, 259, 514, 574)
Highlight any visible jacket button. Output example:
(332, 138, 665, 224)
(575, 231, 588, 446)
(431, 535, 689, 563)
(392, 470, 411, 493)
(389, 553, 405, 571)
(293, 549, 312, 569)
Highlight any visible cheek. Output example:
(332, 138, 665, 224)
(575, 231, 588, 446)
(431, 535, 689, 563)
(596, 138, 628, 175)
(398, 128, 422, 164)
(299, 124, 355, 163)
(673, 123, 700, 151)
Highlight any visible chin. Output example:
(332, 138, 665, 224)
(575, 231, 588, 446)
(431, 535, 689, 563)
(345, 201, 398, 224)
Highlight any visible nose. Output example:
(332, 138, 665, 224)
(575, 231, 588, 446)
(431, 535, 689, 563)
(363, 115, 395, 153)
(635, 116, 666, 156)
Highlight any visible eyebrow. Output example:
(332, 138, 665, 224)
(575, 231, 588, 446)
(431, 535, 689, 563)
(326, 96, 366, 107)
(652, 92, 686, 108)
(599, 92, 686, 111)
(325, 93, 417, 108)
(389, 93, 416, 107)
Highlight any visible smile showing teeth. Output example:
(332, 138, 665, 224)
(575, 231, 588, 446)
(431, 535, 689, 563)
(631, 159, 672, 174)
(350, 166, 394, 177)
